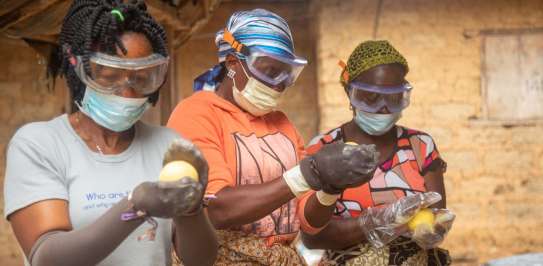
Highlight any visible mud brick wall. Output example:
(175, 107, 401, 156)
(313, 0, 543, 264)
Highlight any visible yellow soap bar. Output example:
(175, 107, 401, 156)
(408, 208, 435, 231)
(159, 161, 199, 182)
(345, 141, 358, 145)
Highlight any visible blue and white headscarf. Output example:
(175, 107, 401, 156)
(193, 9, 296, 91)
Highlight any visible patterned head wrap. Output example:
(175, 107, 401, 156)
(340, 40, 409, 87)
(194, 9, 296, 91)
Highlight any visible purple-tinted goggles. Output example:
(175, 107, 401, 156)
(348, 81, 412, 113)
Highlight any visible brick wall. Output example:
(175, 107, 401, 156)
(1, 0, 541, 265)
(313, 0, 543, 264)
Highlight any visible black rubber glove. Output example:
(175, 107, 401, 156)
(131, 178, 204, 217)
(300, 142, 379, 194)
(131, 139, 209, 217)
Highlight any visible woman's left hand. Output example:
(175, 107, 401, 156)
(130, 138, 210, 218)
(411, 208, 455, 249)
(130, 178, 204, 218)
(357, 192, 442, 248)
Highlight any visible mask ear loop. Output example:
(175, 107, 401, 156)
(228, 59, 251, 82)
(338, 60, 350, 85)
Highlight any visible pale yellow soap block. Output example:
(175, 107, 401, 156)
(159, 161, 199, 182)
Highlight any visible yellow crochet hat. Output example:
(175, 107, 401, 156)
(340, 40, 409, 86)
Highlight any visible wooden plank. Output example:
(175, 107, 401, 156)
(1, 0, 221, 49)
(0, 0, 34, 17)
(147, 0, 191, 31)
(160, 25, 178, 125)
(0, 0, 62, 31)
(171, 0, 221, 48)
(4, 1, 70, 40)
(483, 32, 543, 120)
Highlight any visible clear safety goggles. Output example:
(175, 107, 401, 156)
(223, 29, 307, 87)
(75, 52, 169, 95)
(348, 82, 412, 113)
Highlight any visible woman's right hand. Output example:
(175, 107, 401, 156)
(300, 142, 379, 194)
(130, 178, 204, 218)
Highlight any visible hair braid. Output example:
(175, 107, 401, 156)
(49, 0, 168, 107)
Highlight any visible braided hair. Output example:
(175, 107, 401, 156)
(48, 0, 168, 107)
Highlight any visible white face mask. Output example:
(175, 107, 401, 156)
(77, 87, 149, 132)
(229, 66, 282, 116)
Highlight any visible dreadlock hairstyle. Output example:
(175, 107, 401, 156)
(48, 0, 168, 108)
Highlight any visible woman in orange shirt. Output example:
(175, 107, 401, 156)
(298, 41, 455, 265)
(167, 9, 379, 265)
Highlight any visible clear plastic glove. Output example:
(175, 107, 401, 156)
(357, 192, 442, 248)
(300, 142, 379, 194)
(410, 208, 455, 249)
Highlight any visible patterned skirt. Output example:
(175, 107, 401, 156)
(174, 230, 306, 266)
(320, 237, 451, 266)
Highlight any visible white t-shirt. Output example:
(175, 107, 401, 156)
(4, 114, 181, 266)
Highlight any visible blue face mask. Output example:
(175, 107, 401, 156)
(77, 87, 149, 132)
(354, 109, 402, 136)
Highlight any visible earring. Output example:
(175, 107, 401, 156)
(227, 69, 236, 79)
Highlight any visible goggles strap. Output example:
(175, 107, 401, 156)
(338, 60, 350, 83)
(223, 28, 250, 54)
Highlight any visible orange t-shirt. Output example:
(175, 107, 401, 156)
(167, 91, 304, 241)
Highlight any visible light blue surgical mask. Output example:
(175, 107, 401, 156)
(354, 109, 402, 136)
(77, 87, 149, 132)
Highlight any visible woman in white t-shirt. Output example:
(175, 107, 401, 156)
(3, 1, 217, 265)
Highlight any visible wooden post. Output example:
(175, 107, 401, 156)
(161, 26, 179, 125)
